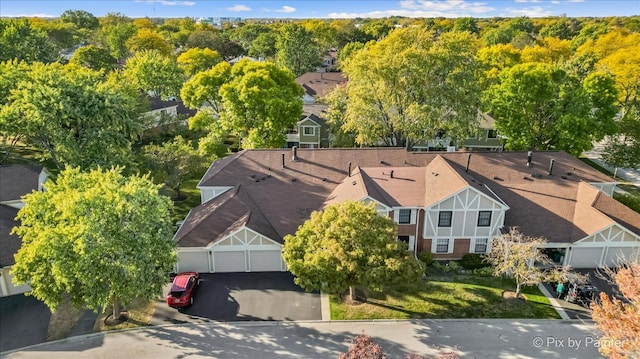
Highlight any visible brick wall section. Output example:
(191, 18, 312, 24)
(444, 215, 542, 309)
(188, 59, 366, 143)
(421, 238, 470, 260)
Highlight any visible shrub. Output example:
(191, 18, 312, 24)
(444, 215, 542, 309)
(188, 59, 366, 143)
(460, 253, 490, 270)
(418, 251, 434, 266)
(471, 267, 494, 277)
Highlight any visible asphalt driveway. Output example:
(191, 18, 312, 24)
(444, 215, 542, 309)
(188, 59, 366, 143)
(0, 294, 51, 352)
(151, 272, 321, 325)
(543, 268, 622, 320)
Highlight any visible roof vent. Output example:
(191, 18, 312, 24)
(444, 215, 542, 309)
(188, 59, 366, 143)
(291, 178, 297, 182)
(465, 153, 472, 173)
(352, 181, 357, 186)
(548, 159, 555, 175)
(390, 170, 394, 178)
(524, 176, 534, 181)
(493, 176, 503, 181)
(348, 162, 352, 177)
(292, 146, 298, 161)
(527, 151, 533, 167)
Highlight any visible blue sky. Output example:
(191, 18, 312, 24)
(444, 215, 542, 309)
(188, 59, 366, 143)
(1, 0, 638, 19)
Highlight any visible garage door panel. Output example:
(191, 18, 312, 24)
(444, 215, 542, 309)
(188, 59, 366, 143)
(249, 250, 282, 272)
(604, 247, 637, 268)
(177, 252, 209, 273)
(569, 247, 603, 268)
(214, 251, 246, 272)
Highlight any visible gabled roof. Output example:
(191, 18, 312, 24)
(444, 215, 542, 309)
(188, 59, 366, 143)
(295, 72, 346, 98)
(0, 204, 21, 267)
(0, 165, 45, 202)
(178, 148, 636, 246)
(174, 185, 280, 247)
(298, 113, 325, 126)
(148, 97, 179, 111)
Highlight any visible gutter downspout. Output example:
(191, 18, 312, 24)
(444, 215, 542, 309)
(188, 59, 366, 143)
(414, 208, 423, 259)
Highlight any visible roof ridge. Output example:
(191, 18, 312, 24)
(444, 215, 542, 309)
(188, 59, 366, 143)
(198, 151, 246, 187)
(174, 187, 243, 241)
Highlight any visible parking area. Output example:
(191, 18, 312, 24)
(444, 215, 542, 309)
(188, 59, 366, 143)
(151, 272, 321, 325)
(543, 268, 622, 320)
(0, 294, 51, 352)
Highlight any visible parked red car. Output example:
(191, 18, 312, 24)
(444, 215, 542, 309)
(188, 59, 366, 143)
(166, 272, 199, 308)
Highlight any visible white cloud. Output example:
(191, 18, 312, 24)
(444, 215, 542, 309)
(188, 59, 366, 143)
(134, 0, 195, 6)
(275, 5, 296, 13)
(328, 0, 494, 18)
(227, 4, 251, 11)
(501, 6, 553, 17)
(514, 0, 541, 3)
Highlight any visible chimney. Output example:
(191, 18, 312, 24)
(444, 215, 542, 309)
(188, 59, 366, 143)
(527, 151, 533, 167)
(465, 154, 472, 173)
(292, 146, 298, 161)
(348, 162, 352, 177)
(390, 170, 394, 178)
(548, 158, 555, 175)
(281, 153, 285, 169)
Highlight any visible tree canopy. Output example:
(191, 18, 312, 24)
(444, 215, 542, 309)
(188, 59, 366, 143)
(591, 262, 640, 359)
(176, 47, 223, 77)
(11, 167, 176, 319)
(282, 201, 423, 301)
(341, 27, 482, 147)
(0, 62, 142, 170)
(0, 18, 56, 63)
(484, 62, 617, 155)
(182, 59, 302, 149)
(123, 49, 184, 99)
(276, 23, 322, 76)
(69, 45, 116, 71)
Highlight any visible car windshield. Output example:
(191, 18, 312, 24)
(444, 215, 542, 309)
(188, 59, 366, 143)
(170, 290, 186, 297)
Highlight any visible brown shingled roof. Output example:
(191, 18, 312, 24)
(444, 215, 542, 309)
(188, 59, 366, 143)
(179, 148, 636, 247)
(295, 72, 347, 98)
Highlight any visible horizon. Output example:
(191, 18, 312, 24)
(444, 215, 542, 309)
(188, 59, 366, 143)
(1, 0, 639, 19)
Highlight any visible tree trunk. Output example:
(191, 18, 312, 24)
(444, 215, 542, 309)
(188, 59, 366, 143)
(112, 295, 122, 320)
(174, 185, 182, 200)
(349, 285, 357, 302)
(515, 282, 522, 299)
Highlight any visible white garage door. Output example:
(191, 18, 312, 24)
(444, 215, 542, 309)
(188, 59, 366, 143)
(177, 251, 210, 273)
(249, 250, 282, 272)
(569, 247, 603, 268)
(603, 247, 637, 268)
(214, 251, 246, 272)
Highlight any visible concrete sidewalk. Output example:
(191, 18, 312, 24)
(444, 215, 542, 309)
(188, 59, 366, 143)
(1, 319, 606, 359)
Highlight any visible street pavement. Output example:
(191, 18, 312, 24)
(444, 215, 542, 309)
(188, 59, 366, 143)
(582, 142, 640, 187)
(1, 319, 606, 359)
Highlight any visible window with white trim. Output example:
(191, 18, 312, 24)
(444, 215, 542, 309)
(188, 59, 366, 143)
(303, 126, 315, 135)
(438, 211, 452, 227)
(475, 238, 488, 253)
(436, 238, 449, 253)
(477, 211, 491, 227)
(398, 209, 411, 224)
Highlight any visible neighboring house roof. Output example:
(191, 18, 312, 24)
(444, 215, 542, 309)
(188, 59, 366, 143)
(295, 72, 347, 99)
(0, 204, 20, 267)
(148, 97, 179, 112)
(179, 149, 640, 248)
(0, 164, 47, 268)
(299, 113, 326, 126)
(478, 112, 496, 129)
(0, 165, 44, 202)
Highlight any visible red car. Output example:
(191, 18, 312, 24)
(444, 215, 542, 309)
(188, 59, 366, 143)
(166, 272, 200, 308)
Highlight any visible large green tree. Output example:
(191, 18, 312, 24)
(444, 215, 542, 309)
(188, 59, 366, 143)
(0, 18, 56, 63)
(176, 47, 223, 77)
(276, 23, 322, 76)
(282, 201, 423, 301)
(11, 167, 176, 320)
(484, 63, 618, 155)
(142, 136, 207, 200)
(123, 49, 184, 99)
(182, 59, 303, 149)
(342, 27, 482, 147)
(69, 45, 116, 71)
(0, 62, 141, 170)
(126, 28, 173, 56)
(104, 22, 136, 62)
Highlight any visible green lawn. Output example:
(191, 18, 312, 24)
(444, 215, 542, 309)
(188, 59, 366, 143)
(330, 275, 560, 320)
(168, 178, 202, 225)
